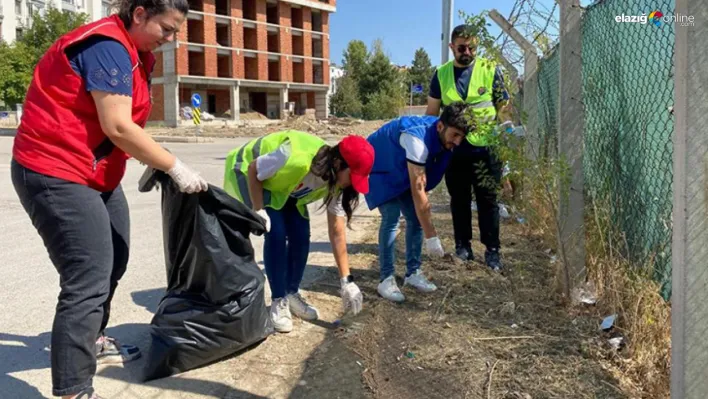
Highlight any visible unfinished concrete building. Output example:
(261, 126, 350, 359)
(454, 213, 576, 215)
(149, 0, 336, 126)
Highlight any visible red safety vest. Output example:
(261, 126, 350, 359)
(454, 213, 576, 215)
(12, 14, 154, 192)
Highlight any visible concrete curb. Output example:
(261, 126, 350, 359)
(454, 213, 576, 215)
(0, 131, 215, 145)
(151, 136, 215, 143)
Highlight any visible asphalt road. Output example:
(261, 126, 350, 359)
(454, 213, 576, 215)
(0, 136, 375, 398)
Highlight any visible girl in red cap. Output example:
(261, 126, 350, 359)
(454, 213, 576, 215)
(224, 131, 374, 333)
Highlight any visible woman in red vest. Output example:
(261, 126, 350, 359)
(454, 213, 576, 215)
(10, 1, 206, 398)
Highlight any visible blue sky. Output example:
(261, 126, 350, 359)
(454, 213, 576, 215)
(328, 0, 585, 67)
(329, 0, 529, 66)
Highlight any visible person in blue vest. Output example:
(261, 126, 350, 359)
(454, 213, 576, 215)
(365, 102, 471, 302)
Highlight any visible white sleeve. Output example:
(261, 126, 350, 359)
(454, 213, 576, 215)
(399, 132, 428, 165)
(255, 141, 291, 181)
(327, 192, 347, 217)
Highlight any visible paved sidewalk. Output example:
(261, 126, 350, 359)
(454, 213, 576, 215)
(0, 137, 376, 398)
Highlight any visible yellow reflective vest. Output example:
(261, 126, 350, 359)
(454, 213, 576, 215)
(436, 57, 498, 146)
(223, 130, 329, 218)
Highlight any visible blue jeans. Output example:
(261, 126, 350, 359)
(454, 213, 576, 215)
(377, 191, 423, 281)
(263, 198, 311, 299)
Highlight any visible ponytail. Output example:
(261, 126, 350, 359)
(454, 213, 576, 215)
(113, 0, 190, 28)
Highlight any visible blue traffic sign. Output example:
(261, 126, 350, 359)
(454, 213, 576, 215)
(411, 84, 424, 94)
(191, 93, 202, 108)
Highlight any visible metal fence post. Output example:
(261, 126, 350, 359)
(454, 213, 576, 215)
(522, 51, 540, 161)
(499, 55, 519, 83)
(671, 2, 708, 398)
(488, 9, 540, 160)
(557, 0, 586, 296)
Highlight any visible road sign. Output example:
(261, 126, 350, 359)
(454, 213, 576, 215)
(411, 83, 424, 94)
(191, 93, 202, 109)
(191, 93, 202, 129)
(192, 107, 201, 126)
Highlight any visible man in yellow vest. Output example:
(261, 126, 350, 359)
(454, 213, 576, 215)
(426, 24, 512, 271)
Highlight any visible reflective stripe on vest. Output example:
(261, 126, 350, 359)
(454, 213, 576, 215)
(436, 58, 498, 146)
(232, 136, 271, 208)
(471, 100, 494, 109)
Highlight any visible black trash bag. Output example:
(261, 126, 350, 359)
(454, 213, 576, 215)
(138, 166, 273, 381)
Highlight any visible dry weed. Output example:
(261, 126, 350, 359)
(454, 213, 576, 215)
(515, 173, 670, 398)
(331, 187, 630, 399)
(583, 201, 671, 398)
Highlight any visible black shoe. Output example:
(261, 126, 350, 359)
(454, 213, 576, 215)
(455, 245, 474, 261)
(485, 249, 502, 272)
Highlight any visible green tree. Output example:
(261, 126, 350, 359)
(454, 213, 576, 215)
(338, 38, 406, 119)
(329, 73, 363, 117)
(358, 39, 399, 101)
(0, 42, 35, 108)
(0, 6, 88, 107)
(341, 40, 368, 83)
(407, 48, 433, 105)
(20, 6, 89, 65)
(362, 80, 405, 120)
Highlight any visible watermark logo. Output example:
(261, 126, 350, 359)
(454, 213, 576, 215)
(648, 11, 663, 26)
(615, 11, 694, 27)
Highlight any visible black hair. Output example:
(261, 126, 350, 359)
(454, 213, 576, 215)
(439, 102, 473, 132)
(115, 0, 190, 28)
(310, 145, 359, 228)
(451, 24, 475, 42)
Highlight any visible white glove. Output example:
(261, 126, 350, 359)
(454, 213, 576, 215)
(340, 277, 363, 315)
(166, 158, 209, 194)
(256, 209, 271, 232)
(424, 236, 445, 258)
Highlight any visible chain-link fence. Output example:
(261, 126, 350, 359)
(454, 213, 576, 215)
(581, 0, 675, 299)
(524, 0, 675, 300)
(536, 46, 560, 160)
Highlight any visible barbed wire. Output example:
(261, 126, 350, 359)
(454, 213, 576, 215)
(491, 0, 560, 70)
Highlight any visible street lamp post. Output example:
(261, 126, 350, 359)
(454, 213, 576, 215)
(442, 0, 454, 64)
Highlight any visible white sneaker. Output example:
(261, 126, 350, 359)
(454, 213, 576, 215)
(404, 270, 437, 293)
(270, 297, 293, 333)
(377, 275, 405, 302)
(287, 292, 319, 321)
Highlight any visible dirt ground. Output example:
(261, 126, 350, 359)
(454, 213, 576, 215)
(147, 114, 386, 140)
(270, 186, 634, 399)
(141, 117, 638, 397)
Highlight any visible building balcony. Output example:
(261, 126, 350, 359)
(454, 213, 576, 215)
(177, 42, 328, 61)
(186, 10, 329, 38)
(62, 0, 78, 12)
(280, 0, 336, 13)
(174, 41, 328, 85)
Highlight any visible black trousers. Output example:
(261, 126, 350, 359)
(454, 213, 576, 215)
(11, 160, 129, 396)
(445, 141, 503, 250)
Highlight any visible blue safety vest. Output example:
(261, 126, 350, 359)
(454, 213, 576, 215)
(364, 116, 452, 210)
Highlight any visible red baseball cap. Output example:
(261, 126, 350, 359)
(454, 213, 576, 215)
(338, 135, 374, 194)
